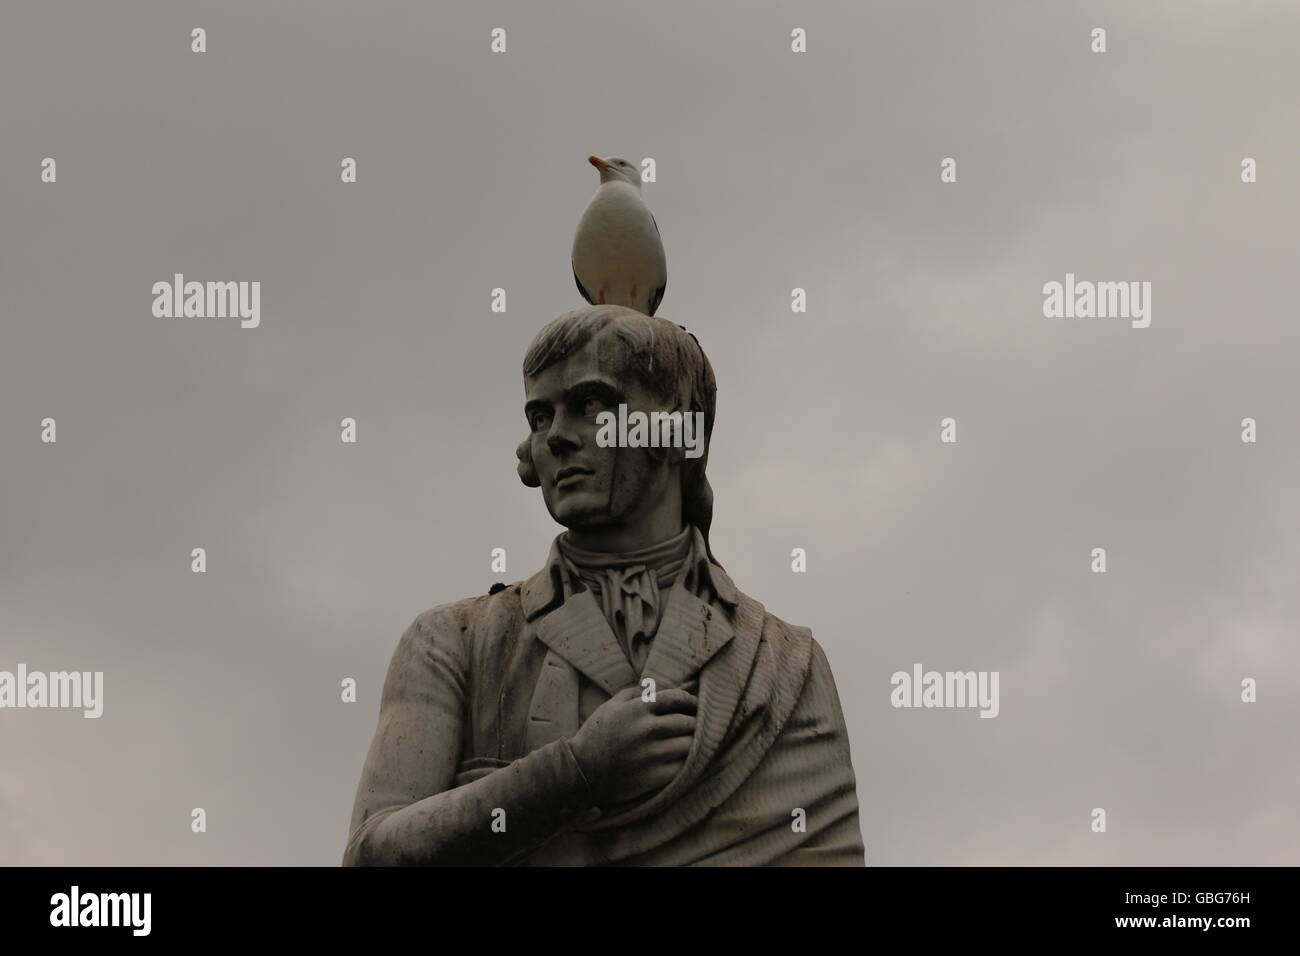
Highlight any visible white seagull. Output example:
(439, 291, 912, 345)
(571, 155, 667, 316)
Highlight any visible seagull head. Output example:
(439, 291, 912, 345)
(588, 155, 641, 188)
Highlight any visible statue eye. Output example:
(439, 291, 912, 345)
(530, 412, 551, 432)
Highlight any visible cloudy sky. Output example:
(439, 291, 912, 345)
(2, 0, 1297, 865)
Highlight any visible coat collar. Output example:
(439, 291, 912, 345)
(521, 526, 737, 620)
(520, 526, 741, 693)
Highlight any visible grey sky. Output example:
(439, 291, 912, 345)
(2, 0, 1297, 865)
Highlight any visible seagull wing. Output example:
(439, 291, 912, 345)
(572, 262, 596, 306)
(647, 212, 666, 315)
(647, 277, 666, 317)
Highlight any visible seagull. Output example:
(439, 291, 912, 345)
(571, 155, 667, 316)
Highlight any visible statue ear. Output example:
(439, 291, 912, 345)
(516, 437, 541, 488)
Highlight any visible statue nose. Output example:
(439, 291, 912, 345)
(547, 430, 578, 455)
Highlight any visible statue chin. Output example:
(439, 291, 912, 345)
(546, 497, 617, 532)
(554, 509, 620, 534)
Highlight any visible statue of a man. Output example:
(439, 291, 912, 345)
(344, 305, 864, 865)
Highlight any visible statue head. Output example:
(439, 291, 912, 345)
(516, 305, 717, 553)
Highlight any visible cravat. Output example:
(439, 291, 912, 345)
(558, 527, 692, 674)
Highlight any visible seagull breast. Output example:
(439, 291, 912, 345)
(572, 181, 667, 316)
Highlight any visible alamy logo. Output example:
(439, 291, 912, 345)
(595, 404, 705, 459)
(0, 664, 103, 718)
(890, 663, 1000, 718)
(50, 886, 150, 936)
(1042, 272, 1151, 328)
(151, 274, 261, 328)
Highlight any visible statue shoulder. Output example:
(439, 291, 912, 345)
(738, 594, 824, 679)
(766, 609, 813, 644)
(733, 588, 813, 647)
(407, 583, 526, 643)
(762, 610, 847, 705)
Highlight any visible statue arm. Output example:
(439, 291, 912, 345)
(342, 612, 595, 866)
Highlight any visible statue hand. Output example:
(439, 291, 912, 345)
(568, 686, 697, 806)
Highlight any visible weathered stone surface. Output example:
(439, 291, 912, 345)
(344, 306, 863, 866)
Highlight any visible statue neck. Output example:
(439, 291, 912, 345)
(559, 524, 692, 569)
(562, 513, 686, 554)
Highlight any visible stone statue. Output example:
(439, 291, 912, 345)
(343, 305, 864, 865)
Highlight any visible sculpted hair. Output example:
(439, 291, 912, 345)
(517, 305, 719, 554)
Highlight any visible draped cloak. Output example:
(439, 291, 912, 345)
(344, 527, 864, 866)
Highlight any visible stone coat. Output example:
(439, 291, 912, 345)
(344, 529, 864, 866)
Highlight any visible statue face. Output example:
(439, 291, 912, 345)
(523, 328, 677, 533)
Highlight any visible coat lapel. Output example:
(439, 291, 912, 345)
(534, 587, 639, 697)
(639, 571, 736, 690)
(520, 538, 638, 697)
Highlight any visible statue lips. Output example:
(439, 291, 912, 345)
(554, 465, 594, 489)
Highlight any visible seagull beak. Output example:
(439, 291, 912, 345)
(588, 155, 612, 171)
